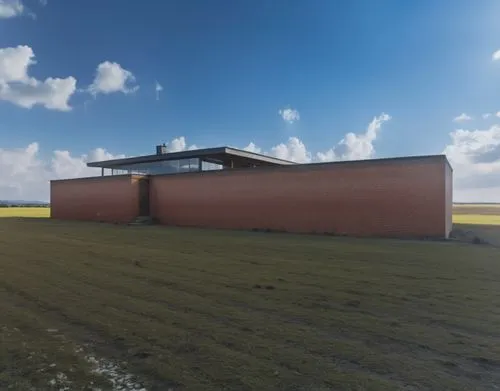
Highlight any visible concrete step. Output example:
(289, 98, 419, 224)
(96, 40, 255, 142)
(128, 216, 154, 226)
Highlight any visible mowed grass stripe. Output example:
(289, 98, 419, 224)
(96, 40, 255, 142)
(4, 225, 498, 348)
(3, 249, 496, 368)
(0, 247, 406, 379)
(0, 283, 227, 390)
(1, 224, 498, 328)
(4, 225, 498, 329)
(0, 265, 397, 390)
(0, 273, 270, 389)
(2, 223, 500, 345)
(0, 290, 113, 390)
(0, 238, 399, 387)
(2, 218, 500, 389)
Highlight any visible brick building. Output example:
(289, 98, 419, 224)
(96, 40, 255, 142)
(50, 145, 453, 239)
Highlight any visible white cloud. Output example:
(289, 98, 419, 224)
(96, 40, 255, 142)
(51, 148, 125, 180)
(155, 81, 163, 101)
(0, 45, 33, 82)
(279, 108, 300, 124)
(483, 113, 492, 119)
(0, 0, 41, 19)
(244, 113, 391, 164)
(243, 142, 261, 154)
(11, 121, 497, 204)
(453, 113, 473, 122)
(89, 61, 138, 96)
(167, 137, 197, 152)
(496, 112, 500, 118)
(443, 125, 500, 202)
(0, 0, 24, 18)
(270, 137, 311, 163)
(0, 136, 205, 201)
(450, 187, 500, 203)
(492, 50, 500, 61)
(0, 77, 76, 110)
(0, 45, 76, 110)
(0, 143, 124, 201)
(317, 113, 392, 162)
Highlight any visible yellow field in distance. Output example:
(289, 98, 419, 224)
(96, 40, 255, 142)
(453, 203, 500, 226)
(0, 207, 50, 218)
(453, 214, 500, 225)
(1, 204, 499, 225)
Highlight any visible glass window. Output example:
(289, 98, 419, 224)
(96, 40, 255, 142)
(202, 161, 223, 171)
(110, 158, 203, 175)
(106, 158, 233, 175)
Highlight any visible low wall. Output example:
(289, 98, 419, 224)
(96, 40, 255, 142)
(50, 175, 145, 223)
(150, 157, 451, 238)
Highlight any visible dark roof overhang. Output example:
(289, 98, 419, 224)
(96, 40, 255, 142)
(87, 146, 296, 169)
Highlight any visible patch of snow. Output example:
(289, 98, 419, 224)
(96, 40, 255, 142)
(43, 326, 148, 391)
(84, 354, 147, 391)
(47, 372, 71, 390)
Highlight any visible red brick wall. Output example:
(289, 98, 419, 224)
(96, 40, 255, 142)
(50, 175, 144, 223)
(150, 158, 450, 238)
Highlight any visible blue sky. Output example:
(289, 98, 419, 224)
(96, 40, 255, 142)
(1, 0, 500, 201)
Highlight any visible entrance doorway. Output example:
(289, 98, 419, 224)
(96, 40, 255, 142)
(138, 177, 150, 216)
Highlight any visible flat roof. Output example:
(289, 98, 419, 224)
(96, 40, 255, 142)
(156, 153, 453, 174)
(54, 153, 452, 184)
(87, 146, 296, 169)
(306, 153, 453, 171)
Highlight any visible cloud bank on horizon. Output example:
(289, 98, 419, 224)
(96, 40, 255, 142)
(1, 1, 500, 203)
(1, 114, 391, 201)
(2, 110, 500, 203)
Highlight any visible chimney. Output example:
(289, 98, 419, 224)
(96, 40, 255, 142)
(156, 143, 167, 155)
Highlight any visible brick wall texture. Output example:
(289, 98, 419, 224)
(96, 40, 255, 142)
(150, 157, 452, 238)
(50, 156, 452, 239)
(50, 175, 143, 223)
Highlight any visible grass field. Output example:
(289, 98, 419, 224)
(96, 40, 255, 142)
(1, 215, 500, 390)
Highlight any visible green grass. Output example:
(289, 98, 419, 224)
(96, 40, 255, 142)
(0, 207, 50, 218)
(1, 218, 500, 390)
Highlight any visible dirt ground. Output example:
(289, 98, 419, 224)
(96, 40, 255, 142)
(1, 217, 500, 390)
